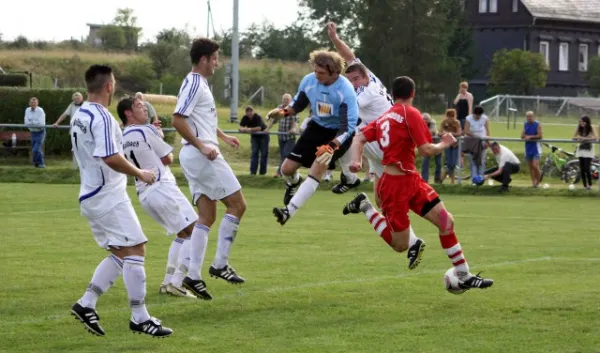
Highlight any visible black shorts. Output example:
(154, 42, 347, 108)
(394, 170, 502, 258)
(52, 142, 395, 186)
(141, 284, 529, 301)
(287, 120, 346, 168)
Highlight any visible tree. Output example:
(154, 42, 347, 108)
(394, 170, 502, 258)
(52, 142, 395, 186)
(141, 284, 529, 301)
(488, 48, 547, 95)
(585, 57, 600, 97)
(113, 8, 141, 50)
(145, 28, 191, 78)
(99, 25, 126, 51)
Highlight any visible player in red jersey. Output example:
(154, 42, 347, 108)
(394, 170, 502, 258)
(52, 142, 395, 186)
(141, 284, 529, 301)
(342, 76, 494, 290)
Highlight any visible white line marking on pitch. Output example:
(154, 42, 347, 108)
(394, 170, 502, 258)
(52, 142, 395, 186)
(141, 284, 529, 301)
(0, 256, 558, 327)
(0, 208, 79, 216)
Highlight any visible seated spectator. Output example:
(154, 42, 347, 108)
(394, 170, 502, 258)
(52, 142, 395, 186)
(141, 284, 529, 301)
(239, 106, 269, 175)
(484, 142, 520, 192)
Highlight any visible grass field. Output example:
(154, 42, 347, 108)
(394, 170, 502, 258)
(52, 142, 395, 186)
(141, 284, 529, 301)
(1, 183, 599, 353)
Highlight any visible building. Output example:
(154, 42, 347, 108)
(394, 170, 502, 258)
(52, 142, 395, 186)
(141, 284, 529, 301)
(466, 0, 600, 99)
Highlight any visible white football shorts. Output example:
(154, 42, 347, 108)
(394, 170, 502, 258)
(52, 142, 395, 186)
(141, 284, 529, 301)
(179, 144, 242, 203)
(139, 182, 198, 235)
(363, 141, 384, 177)
(87, 200, 148, 250)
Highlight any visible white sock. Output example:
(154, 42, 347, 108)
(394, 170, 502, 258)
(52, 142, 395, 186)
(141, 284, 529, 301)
(163, 237, 184, 285)
(213, 214, 239, 269)
(123, 256, 151, 323)
(283, 172, 300, 185)
(171, 237, 191, 287)
(287, 176, 320, 217)
(80, 254, 123, 309)
(188, 224, 209, 280)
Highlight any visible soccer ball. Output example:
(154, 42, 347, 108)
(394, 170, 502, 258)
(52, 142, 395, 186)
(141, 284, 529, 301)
(443, 267, 467, 295)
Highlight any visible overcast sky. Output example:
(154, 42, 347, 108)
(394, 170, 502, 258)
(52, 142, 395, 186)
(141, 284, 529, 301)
(0, 0, 301, 42)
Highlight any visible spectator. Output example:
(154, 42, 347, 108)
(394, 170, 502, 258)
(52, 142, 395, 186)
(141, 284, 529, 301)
(266, 93, 298, 178)
(573, 115, 596, 190)
(453, 81, 473, 130)
(464, 105, 490, 178)
(24, 97, 46, 168)
(521, 111, 543, 187)
(239, 106, 269, 175)
(52, 92, 84, 127)
(484, 142, 520, 192)
(439, 108, 462, 184)
(421, 113, 442, 183)
(135, 92, 159, 125)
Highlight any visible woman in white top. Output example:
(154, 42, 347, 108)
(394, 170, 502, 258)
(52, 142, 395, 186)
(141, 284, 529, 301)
(573, 115, 596, 189)
(464, 105, 490, 178)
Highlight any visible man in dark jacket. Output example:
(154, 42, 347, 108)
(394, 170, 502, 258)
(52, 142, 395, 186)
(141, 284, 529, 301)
(239, 106, 270, 175)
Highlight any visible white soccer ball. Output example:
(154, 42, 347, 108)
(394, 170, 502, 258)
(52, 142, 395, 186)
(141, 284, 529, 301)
(443, 267, 467, 295)
(487, 179, 494, 186)
(568, 184, 575, 190)
(543, 183, 550, 189)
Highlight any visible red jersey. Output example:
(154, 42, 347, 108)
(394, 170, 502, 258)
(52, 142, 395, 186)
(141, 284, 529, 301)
(361, 103, 431, 173)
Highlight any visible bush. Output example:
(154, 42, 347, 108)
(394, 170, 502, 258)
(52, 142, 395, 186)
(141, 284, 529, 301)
(157, 114, 176, 145)
(0, 74, 28, 87)
(0, 87, 85, 154)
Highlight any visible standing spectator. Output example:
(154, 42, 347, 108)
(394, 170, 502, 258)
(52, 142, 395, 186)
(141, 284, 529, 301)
(573, 115, 596, 190)
(52, 92, 84, 127)
(135, 92, 159, 125)
(239, 106, 269, 175)
(24, 97, 46, 168)
(266, 93, 298, 178)
(453, 81, 473, 130)
(421, 113, 442, 183)
(464, 105, 490, 178)
(521, 111, 543, 187)
(484, 142, 520, 192)
(439, 108, 462, 183)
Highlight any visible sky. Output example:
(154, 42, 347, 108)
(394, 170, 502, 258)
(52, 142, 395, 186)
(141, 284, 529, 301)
(0, 0, 302, 42)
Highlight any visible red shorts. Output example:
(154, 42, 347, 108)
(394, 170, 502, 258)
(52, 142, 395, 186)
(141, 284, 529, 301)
(376, 173, 439, 232)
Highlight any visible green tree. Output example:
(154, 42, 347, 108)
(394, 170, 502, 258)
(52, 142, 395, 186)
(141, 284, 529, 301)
(145, 28, 191, 78)
(113, 8, 141, 50)
(585, 57, 600, 97)
(488, 48, 547, 95)
(99, 25, 126, 51)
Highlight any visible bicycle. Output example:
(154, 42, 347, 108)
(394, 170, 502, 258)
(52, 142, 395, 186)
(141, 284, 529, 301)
(539, 143, 580, 184)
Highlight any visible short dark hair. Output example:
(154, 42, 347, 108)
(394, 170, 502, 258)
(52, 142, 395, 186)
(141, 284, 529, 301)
(473, 105, 484, 115)
(344, 62, 368, 77)
(190, 38, 220, 65)
(116, 96, 136, 124)
(490, 141, 499, 148)
(245, 106, 254, 113)
(85, 65, 113, 94)
(391, 76, 415, 100)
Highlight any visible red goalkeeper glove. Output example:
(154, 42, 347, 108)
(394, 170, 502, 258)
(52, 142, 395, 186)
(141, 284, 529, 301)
(315, 141, 339, 165)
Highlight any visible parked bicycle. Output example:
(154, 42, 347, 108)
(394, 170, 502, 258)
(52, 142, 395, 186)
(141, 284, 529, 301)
(539, 143, 581, 184)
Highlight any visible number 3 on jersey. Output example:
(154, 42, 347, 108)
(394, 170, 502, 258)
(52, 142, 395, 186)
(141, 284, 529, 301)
(379, 120, 390, 148)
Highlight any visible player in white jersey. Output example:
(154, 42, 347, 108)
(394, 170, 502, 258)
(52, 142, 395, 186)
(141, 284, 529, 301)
(327, 22, 426, 269)
(117, 97, 211, 300)
(69, 64, 173, 337)
(171, 38, 248, 297)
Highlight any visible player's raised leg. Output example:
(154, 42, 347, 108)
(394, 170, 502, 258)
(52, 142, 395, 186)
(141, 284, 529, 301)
(280, 158, 304, 206)
(166, 223, 208, 299)
(182, 195, 215, 294)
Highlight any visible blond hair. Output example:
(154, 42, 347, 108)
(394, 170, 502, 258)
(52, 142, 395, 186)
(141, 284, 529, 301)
(309, 49, 345, 75)
(445, 108, 457, 118)
(459, 81, 469, 89)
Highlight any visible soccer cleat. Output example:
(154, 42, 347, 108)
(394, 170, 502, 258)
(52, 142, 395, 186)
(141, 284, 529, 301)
(167, 283, 199, 299)
(209, 265, 245, 284)
(458, 272, 494, 290)
(181, 278, 212, 300)
(70, 302, 105, 336)
(332, 173, 361, 194)
(283, 176, 303, 205)
(273, 207, 290, 225)
(342, 192, 371, 215)
(406, 238, 426, 270)
(159, 284, 168, 295)
(130, 317, 173, 338)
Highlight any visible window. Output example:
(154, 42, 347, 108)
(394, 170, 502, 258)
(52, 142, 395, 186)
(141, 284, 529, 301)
(579, 44, 589, 72)
(539, 41, 550, 68)
(512, 0, 519, 12)
(479, 0, 488, 13)
(489, 0, 498, 13)
(559, 43, 569, 71)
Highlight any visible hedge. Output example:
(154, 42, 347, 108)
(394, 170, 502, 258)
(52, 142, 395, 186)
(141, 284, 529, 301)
(0, 87, 86, 154)
(0, 74, 28, 87)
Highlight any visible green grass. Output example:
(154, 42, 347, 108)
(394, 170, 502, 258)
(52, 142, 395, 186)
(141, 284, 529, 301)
(1, 183, 600, 352)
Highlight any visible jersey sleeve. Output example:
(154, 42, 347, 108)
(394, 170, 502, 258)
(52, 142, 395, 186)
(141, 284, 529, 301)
(360, 120, 378, 143)
(174, 75, 204, 117)
(291, 74, 311, 114)
(335, 81, 359, 144)
(406, 109, 432, 147)
(91, 108, 120, 158)
(145, 127, 173, 158)
(356, 86, 373, 109)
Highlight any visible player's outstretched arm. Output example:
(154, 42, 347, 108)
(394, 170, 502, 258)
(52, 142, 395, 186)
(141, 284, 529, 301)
(103, 154, 155, 184)
(417, 134, 456, 157)
(172, 114, 219, 160)
(349, 132, 367, 173)
(327, 22, 356, 63)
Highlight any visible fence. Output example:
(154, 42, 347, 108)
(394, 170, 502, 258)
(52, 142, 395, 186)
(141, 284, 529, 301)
(479, 95, 600, 122)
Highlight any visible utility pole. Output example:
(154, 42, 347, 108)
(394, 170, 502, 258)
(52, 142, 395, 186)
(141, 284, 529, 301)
(229, 0, 240, 122)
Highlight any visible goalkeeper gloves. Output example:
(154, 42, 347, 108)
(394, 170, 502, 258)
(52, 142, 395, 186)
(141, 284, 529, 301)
(315, 141, 339, 165)
(266, 107, 288, 123)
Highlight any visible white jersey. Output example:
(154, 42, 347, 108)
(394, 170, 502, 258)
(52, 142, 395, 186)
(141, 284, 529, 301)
(350, 58, 392, 127)
(122, 124, 175, 195)
(70, 102, 129, 218)
(174, 72, 218, 146)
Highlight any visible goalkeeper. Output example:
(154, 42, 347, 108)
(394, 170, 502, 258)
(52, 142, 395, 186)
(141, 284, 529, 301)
(268, 49, 359, 225)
